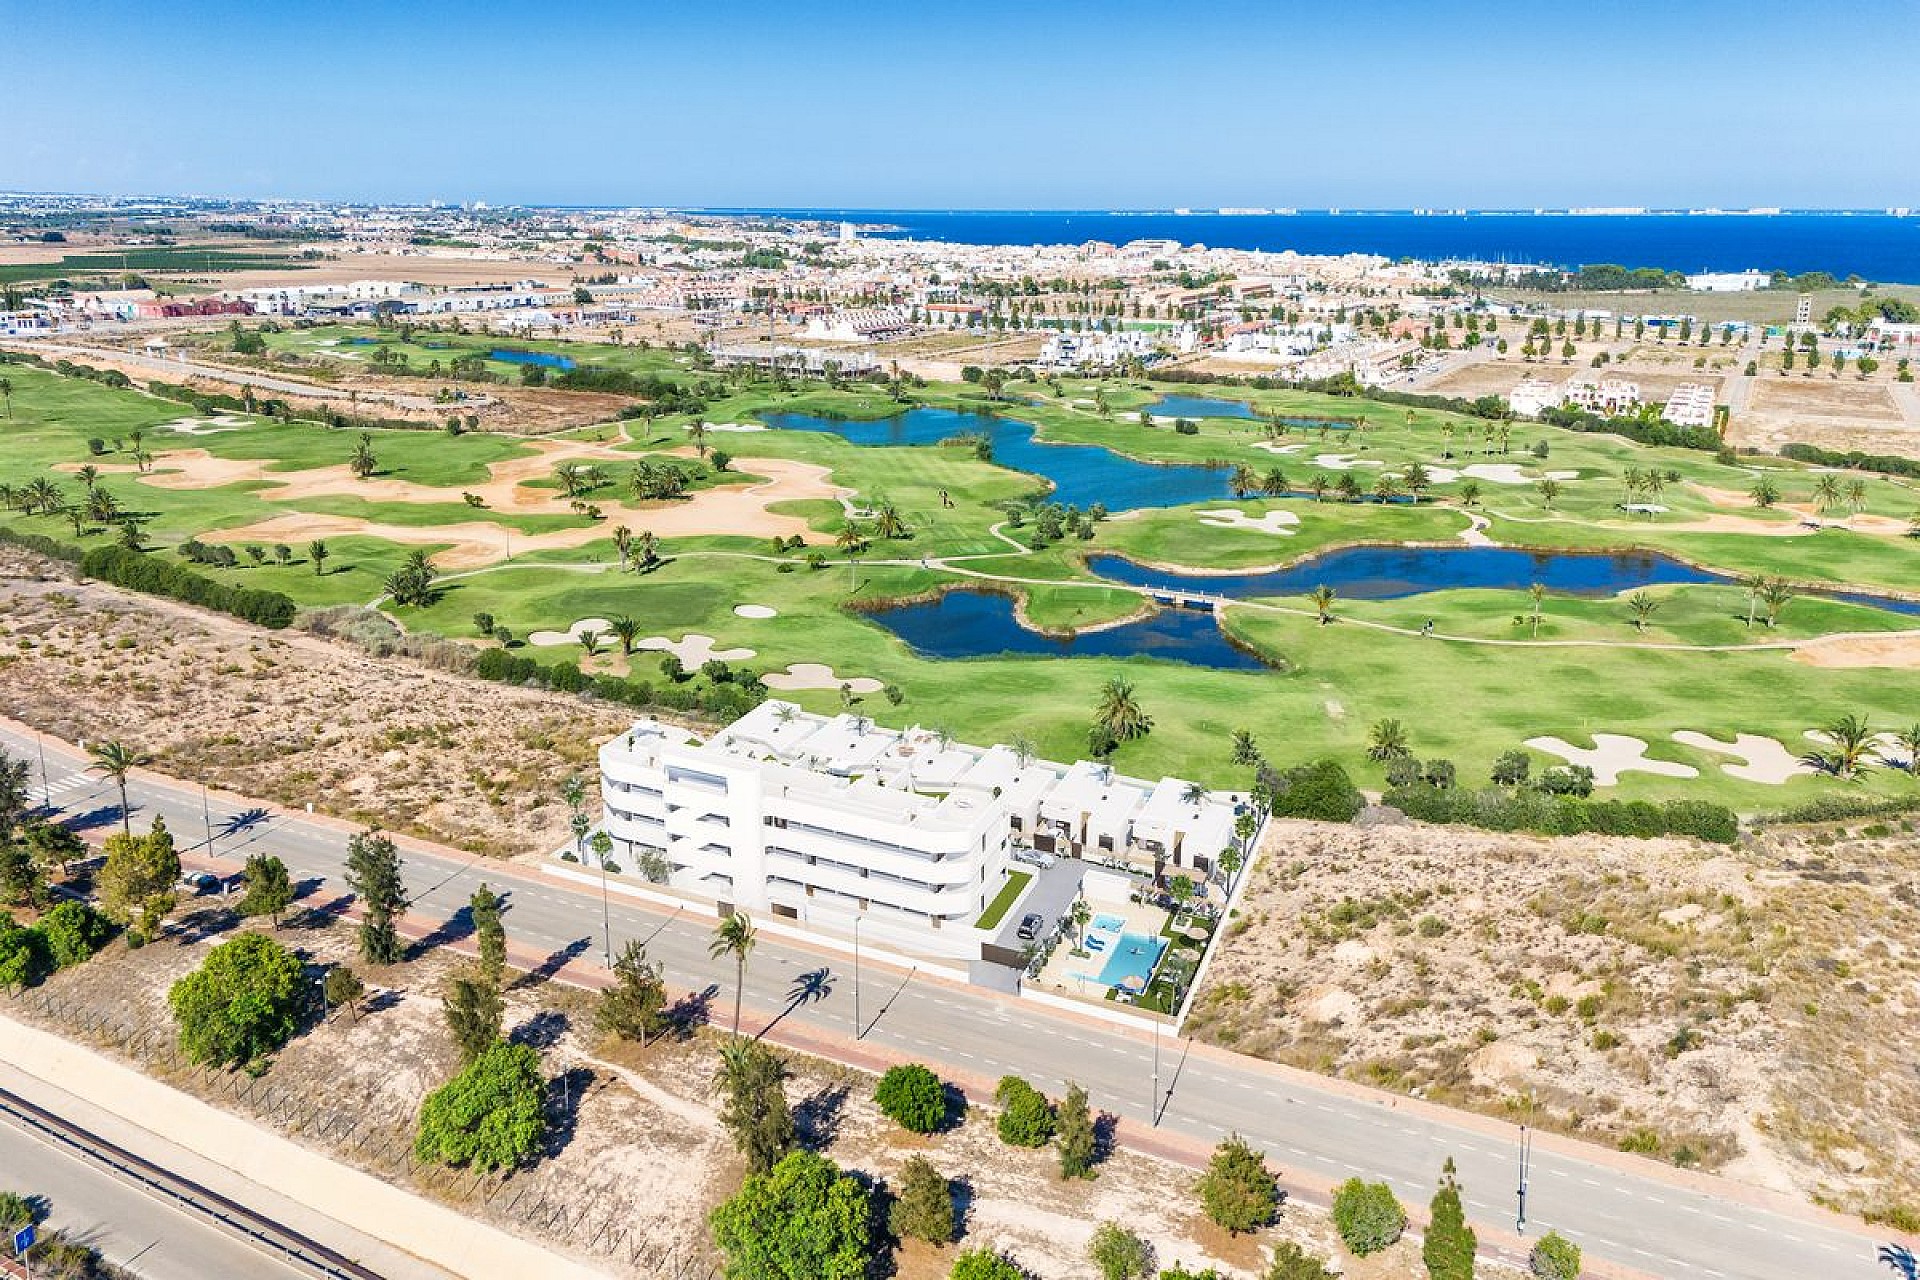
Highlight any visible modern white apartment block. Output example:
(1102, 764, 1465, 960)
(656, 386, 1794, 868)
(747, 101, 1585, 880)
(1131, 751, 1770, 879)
(598, 702, 1251, 960)
(1507, 376, 1562, 419)
(1563, 376, 1642, 417)
(1660, 382, 1718, 429)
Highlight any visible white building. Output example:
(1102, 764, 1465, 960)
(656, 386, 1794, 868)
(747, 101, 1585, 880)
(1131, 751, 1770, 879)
(1661, 383, 1717, 429)
(803, 306, 913, 342)
(1038, 328, 1159, 369)
(1563, 376, 1641, 417)
(1507, 376, 1562, 419)
(597, 703, 1250, 960)
(1685, 270, 1769, 293)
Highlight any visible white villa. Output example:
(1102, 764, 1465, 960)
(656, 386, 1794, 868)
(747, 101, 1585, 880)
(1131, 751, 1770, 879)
(1563, 376, 1642, 417)
(597, 702, 1251, 961)
(1507, 376, 1562, 419)
(1660, 383, 1718, 429)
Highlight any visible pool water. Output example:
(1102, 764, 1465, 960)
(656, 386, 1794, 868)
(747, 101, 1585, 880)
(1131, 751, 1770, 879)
(1096, 932, 1168, 988)
(1091, 913, 1127, 933)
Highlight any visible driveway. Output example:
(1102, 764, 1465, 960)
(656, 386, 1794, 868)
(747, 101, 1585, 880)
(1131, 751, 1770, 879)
(986, 855, 1087, 952)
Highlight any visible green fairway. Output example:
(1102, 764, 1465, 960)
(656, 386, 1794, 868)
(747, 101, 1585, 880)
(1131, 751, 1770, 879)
(3, 339, 1917, 814)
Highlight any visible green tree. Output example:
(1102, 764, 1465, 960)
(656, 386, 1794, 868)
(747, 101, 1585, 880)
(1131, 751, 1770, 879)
(1330, 1178, 1405, 1256)
(443, 971, 504, 1063)
(1056, 1081, 1097, 1179)
(97, 816, 179, 938)
(308, 539, 329, 575)
(38, 901, 111, 968)
(709, 1150, 875, 1280)
(1094, 678, 1153, 744)
(0, 916, 51, 992)
(344, 828, 406, 965)
(714, 1037, 793, 1174)
(87, 739, 148, 836)
(1196, 1133, 1278, 1235)
(1308, 584, 1336, 624)
(1528, 1230, 1582, 1280)
(237, 853, 293, 925)
(949, 1248, 1029, 1280)
(709, 911, 758, 1037)
(1801, 712, 1880, 779)
(324, 964, 365, 1022)
(875, 1063, 947, 1134)
(1266, 1242, 1338, 1280)
(1422, 1159, 1476, 1280)
(994, 1075, 1055, 1147)
(1087, 1221, 1154, 1280)
(168, 932, 309, 1068)
(596, 939, 669, 1046)
(470, 882, 506, 984)
(1626, 590, 1660, 632)
(889, 1154, 955, 1245)
(413, 1040, 546, 1172)
(1366, 718, 1411, 761)
(1748, 476, 1780, 508)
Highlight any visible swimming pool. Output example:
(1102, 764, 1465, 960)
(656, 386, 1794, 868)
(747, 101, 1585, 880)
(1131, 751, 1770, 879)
(1095, 932, 1167, 988)
(1091, 913, 1126, 933)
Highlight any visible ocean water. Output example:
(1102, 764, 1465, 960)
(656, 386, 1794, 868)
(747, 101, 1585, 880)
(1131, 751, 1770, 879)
(708, 209, 1920, 283)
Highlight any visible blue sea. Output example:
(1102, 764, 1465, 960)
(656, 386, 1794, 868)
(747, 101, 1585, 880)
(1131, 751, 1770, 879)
(702, 209, 1920, 284)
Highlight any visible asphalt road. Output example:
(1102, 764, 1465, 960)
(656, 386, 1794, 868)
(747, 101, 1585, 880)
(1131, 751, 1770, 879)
(4, 722, 1898, 1280)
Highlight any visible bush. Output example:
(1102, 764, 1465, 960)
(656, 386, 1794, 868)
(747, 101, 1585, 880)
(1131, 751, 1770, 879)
(888, 1154, 954, 1245)
(1331, 1178, 1405, 1256)
(994, 1075, 1056, 1147)
(79, 545, 297, 629)
(950, 1248, 1029, 1280)
(0, 914, 52, 991)
(875, 1062, 948, 1134)
(1196, 1133, 1278, 1234)
(38, 901, 112, 968)
(1267, 1242, 1336, 1280)
(414, 1041, 546, 1171)
(1529, 1230, 1582, 1279)
(1385, 783, 1737, 844)
(1087, 1221, 1154, 1280)
(1260, 759, 1363, 823)
(167, 932, 308, 1067)
(710, 1150, 875, 1280)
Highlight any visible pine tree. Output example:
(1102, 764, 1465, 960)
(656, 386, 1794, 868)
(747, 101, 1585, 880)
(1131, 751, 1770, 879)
(888, 1154, 955, 1245)
(344, 829, 405, 965)
(470, 883, 506, 984)
(1056, 1081, 1097, 1179)
(714, 1039, 793, 1174)
(443, 972, 503, 1063)
(1422, 1159, 1477, 1280)
(1197, 1134, 1279, 1234)
(596, 940, 668, 1046)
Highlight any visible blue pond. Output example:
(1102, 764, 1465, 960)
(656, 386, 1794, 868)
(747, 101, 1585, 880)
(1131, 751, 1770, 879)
(1087, 545, 1721, 601)
(1148, 394, 1259, 419)
(489, 348, 576, 371)
(761, 408, 1232, 511)
(861, 589, 1270, 671)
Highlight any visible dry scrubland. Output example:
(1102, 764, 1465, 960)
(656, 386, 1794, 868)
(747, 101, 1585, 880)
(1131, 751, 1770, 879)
(0, 547, 628, 855)
(4, 910, 1459, 1280)
(1191, 818, 1920, 1227)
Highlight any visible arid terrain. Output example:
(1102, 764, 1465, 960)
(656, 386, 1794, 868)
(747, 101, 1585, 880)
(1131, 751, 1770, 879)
(1190, 818, 1920, 1230)
(0, 546, 629, 856)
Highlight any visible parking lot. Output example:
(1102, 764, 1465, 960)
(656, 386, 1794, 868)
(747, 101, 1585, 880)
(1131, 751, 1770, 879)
(985, 855, 1086, 955)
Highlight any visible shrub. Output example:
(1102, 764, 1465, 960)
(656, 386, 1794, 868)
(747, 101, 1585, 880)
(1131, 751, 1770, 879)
(1087, 1221, 1154, 1280)
(994, 1075, 1055, 1147)
(1197, 1133, 1278, 1234)
(1267, 1241, 1337, 1280)
(1529, 1230, 1582, 1279)
(1331, 1178, 1405, 1256)
(414, 1041, 546, 1171)
(167, 932, 308, 1067)
(1260, 759, 1363, 823)
(38, 901, 112, 968)
(889, 1154, 954, 1245)
(875, 1063, 947, 1134)
(79, 545, 297, 629)
(710, 1149, 875, 1280)
(0, 914, 52, 991)
(1056, 1082, 1097, 1179)
(950, 1248, 1029, 1280)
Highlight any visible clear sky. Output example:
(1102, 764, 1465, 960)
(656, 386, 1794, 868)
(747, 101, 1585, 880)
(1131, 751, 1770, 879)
(5, 0, 1916, 209)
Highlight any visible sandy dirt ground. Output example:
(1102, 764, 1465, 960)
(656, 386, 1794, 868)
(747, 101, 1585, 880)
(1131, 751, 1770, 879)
(1791, 631, 1920, 669)
(0, 548, 627, 855)
(5, 904, 1455, 1280)
(1732, 377, 1918, 455)
(1190, 820, 1920, 1225)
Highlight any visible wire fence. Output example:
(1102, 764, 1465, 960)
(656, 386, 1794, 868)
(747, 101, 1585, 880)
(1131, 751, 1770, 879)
(5, 987, 719, 1277)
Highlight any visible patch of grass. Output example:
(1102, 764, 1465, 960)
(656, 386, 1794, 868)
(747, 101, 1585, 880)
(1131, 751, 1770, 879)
(974, 870, 1032, 931)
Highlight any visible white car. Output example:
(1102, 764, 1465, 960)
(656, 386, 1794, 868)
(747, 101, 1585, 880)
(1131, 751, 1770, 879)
(1011, 847, 1056, 870)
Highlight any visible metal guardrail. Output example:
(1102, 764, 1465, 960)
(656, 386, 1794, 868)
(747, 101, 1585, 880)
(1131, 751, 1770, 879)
(0, 1086, 386, 1280)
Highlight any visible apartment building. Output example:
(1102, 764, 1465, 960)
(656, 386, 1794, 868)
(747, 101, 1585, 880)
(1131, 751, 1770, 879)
(1660, 383, 1718, 429)
(598, 702, 1251, 959)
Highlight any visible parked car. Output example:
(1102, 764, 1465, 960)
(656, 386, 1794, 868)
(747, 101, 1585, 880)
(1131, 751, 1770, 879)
(1015, 912, 1044, 942)
(1011, 846, 1057, 870)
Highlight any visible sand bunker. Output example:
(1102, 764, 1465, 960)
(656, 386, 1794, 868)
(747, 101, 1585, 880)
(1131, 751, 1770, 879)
(1195, 509, 1300, 536)
(1524, 733, 1700, 786)
(759, 664, 884, 694)
(704, 423, 766, 433)
(1250, 441, 1305, 456)
(732, 604, 778, 619)
(1791, 632, 1920, 669)
(527, 617, 615, 648)
(634, 633, 756, 667)
(1671, 731, 1810, 785)
(57, 449, 262, 490)
(161, 414, 251, 435)
(1308, 453, 1382, 471)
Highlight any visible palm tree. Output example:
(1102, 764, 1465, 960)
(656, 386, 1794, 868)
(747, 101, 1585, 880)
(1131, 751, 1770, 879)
(1308, 474, 1331, 503)
(74, 464, 100, 495)
(1813, 474, 1843, 514)
(708, 912, 758, 1037)
(1260, 467, 1288, 497)
(686, 420, 711, 458)
(874, 503, 909, 540)
(555, 461, 592, 498)
(1892, 723, 1920, 776)
(1009, 735, 1037, 768)
(308, 539, 330, 575)
(1458, 480, 1481, 508)
(1093, 678, 1152, 743)
(1180, 781, 1208, 806)
(1228, 464, 1259, 498)
(1748, 477, 1780, 509)
(835, 522, 867, 556)
(1229, 728, 1261, 768)
(0, 376, 12, 419)
(1626, 590, 1660, 632)
(611, 524, 633, 570)
(1308, 584, 1336, 624)
(577, 628, 604, 657)
(1527, 582, 1546, 637)
(608, 614, 642, 655)
(1801, 713, 1879, 780)
(89, 739, 149, 835)
(1402, 463, 1431, 501)
(1366, 718, 1411, 761)
(1336, 473, 1362, 504)
(1741, 573, 1766, 628)
(23, 477, 62, 515)
(348, 432, 377, 480)
(1373, 474, 1403, 503)
(1758, 578, 1795, 628)
(1845, 477, 1868, 513)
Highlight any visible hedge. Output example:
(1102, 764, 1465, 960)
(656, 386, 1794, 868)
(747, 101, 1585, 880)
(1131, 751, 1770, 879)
(473, 647, 766, 719)
(1753, 792, 1920, 827)
(1386, 784, 1738, 844)
(1779, 442, 1920, 480)
(0, 525, 84, 563)
(79, 545, 298, 629)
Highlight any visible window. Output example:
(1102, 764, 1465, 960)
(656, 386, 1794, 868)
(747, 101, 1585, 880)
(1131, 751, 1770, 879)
(1097, 835, 1114, 851)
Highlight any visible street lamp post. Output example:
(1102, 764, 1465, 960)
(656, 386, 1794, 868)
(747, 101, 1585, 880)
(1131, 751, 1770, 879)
(1151, 1017, 1161, 1126)
(201, 782, 215, 857)
(853, 915, 863, 1040)
(1516, 1123, 1533, 1233)
(35, 733, 50, 810)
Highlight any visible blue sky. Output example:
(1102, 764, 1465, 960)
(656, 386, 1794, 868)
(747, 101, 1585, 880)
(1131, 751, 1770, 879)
(4, 0, 1916, 208)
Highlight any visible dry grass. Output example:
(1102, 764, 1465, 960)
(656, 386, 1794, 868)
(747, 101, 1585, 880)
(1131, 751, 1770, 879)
(1192, 818, 1920, 1224)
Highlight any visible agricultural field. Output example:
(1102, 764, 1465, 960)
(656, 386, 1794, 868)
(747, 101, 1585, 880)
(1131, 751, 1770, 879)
(2, 329, 1918, 815)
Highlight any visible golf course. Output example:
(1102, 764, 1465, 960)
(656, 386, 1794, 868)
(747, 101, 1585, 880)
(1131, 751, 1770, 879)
(4, 323, 1919, 814)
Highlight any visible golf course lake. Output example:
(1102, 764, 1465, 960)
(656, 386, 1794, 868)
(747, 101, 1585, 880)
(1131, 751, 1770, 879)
(761, 408, 1234, 511)
(1147, 394, 1260, 419)
(860, 588, 1271, 671)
